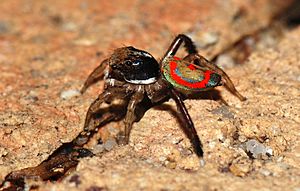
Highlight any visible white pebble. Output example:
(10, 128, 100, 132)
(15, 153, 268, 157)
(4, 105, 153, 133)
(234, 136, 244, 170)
(93, 144, 105, 154)
(216, 54, 236, 69)
(60, 89, 81, 100)
(259, 169, 272, 176)
(199, 158, 206, 167)
(245, 139, 272, 158)
(266, 148, 273, 156)
(197, 32, 219, 48)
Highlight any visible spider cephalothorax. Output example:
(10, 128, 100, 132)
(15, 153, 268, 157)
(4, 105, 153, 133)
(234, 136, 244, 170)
(109, 46, 160, 84)
(75, 34, 246, 158)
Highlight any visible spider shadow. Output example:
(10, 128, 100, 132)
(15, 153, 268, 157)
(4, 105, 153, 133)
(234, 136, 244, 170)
(153, 89, 227, 145)
(48, 89, 226, 166)
(74, 89, 226, 151)
(183, 89, 228, 106)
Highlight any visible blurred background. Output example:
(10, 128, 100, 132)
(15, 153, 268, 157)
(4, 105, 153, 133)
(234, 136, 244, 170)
(0, 1, 300, 190)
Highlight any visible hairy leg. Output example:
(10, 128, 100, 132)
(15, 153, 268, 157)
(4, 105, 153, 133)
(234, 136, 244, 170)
(184, 54, 246, 101)
(5, 148, 93, 182)
(75, 84, 133, 146)
(84, 92, 112, 131)
(118, 86, 145, 144)
(169, 88, 204, 157)
(162, 34, 198, 63)
(80, 59, 108, 94)
(73, 111, 119, 146)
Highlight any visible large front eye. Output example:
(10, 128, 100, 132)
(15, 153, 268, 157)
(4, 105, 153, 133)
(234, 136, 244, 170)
(124, 60, 142, 67)
(132, 60, 142, 66)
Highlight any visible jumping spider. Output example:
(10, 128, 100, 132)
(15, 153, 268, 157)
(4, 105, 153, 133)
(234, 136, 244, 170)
(1, 34, 246, 189)
(74, 34, 246, 158)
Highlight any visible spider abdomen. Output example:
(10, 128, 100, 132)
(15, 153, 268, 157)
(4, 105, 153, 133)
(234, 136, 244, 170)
(162, 56, 221, 91)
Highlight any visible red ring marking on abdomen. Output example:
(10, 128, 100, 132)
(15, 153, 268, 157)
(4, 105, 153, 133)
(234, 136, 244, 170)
(170, 60, 211, 89)
(173, 56, 196, 70)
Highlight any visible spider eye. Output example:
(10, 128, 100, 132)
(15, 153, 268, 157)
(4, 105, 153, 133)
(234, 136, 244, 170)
(124, 60, 132, 66)
(124, 60, 142, 67)
(132, 60, 142, 66)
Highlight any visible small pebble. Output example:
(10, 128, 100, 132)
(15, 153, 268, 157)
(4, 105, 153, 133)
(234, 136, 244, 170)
(222, 139, 231, 147)
(73, 37, 97, 46)
(199, 159, 206, 167)
(104, 138, 117, 151)
(238, 135, 247, 143)
(259, 169, 272, 176)
(266, 148, 273, 156)
(61, 22, 78, 32)
(245, 139, 272, 158)
(165, 161, 177, 169)
(0, 148, 8, 157)
(211, 105, 235, 119)
(229, 162, 251, 177)
(215, 54, 236, 69)
(208, 141, 216, 149)
(25, 90, 39, 102)
(196, 32, 219, 48)
(276, 156, 283, 162)
(60, 89, 81, 100)
(93, 144, 105, 154)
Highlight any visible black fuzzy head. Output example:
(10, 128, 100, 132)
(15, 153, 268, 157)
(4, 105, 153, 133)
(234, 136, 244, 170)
(109, 46, 160, 84)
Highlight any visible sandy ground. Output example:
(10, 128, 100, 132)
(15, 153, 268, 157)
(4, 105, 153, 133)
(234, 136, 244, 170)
(0, 0, 299, 190)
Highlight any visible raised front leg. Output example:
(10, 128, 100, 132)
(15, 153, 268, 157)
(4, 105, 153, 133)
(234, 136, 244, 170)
(74, 111, 122, 147)
(169, 88, 204, 157)
(80, 59, 109, 94)
(74, 88, 133, 147)
(162, 34, 198, 63)
(74, 91, 113, 146)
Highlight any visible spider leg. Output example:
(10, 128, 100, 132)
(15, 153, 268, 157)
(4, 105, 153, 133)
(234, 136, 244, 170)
(74, 90, 118, 146)
(75, 83, 133, 146)
(80, 59, 109, 94)
(134, 98, 154, 122)
(118, 86, 145, 145)
(5, 147, 93, 182)
(184, 54, 246, 101)
(162, 34, 198, 63)
(169, 88, 204, 157)
(73, 110, 120, 147)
